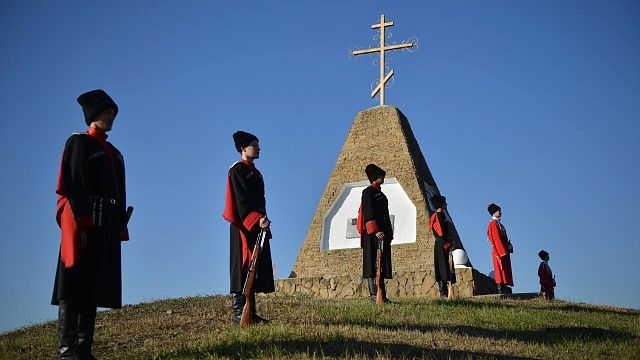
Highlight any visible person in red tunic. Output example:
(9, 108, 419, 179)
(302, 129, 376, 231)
(223, 131, 274, 324)
(486, 203, 513, 294)
(53, 90, 130, 360)
(538, 250, 556, 300)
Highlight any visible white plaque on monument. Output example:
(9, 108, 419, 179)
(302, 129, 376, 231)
(320, 178, 416, 250)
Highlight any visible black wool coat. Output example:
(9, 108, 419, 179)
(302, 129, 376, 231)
(52, 132, 128, 309)
(431, 211, 456, 283)
(361, 185, 393, 279)
(227, 162, 275, 294)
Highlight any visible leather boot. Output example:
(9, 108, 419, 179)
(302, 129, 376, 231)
(58, 301, 78, 360)
(77, 306, 97, 360)
(379, 279, 390, 303)
(231, 293, 245, 324)
(498, 284, 512, 294)
(439, 281, 449, 298)
(367, 278, 377, 302)
(250, 293, 269, 324)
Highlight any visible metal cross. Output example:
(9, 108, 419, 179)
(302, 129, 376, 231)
(351, 14, 415, 106)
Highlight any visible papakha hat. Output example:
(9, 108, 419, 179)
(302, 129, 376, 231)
(77, 89, 118, 125)
(233, 131, 259, 153)
(487, 203, 501, 215)
(431, 195, 447, 209)
(365, 164, 386, 183)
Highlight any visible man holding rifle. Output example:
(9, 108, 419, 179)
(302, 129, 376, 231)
(52, 89, 131, 359)
(358, 164, 393, 303)
(223, 131, 274, 325)
(428, 195, 456, 298)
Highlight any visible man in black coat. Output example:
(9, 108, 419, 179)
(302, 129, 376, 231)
(428, 195, 456, 298)
(358, 164, 394, 302)
(223, 131, 274, 324)
(52, 89, 130, 359)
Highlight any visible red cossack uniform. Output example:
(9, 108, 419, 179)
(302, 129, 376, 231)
(487, 219, 514, 286)
(538, 261, 555, 297)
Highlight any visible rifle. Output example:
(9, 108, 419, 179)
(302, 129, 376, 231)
(448, 249, 454, 300)
(376, 239, 385, 305)
(240, 228, 268, 328)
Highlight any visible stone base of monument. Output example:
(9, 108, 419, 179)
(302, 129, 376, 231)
(474, 292, 542, 300)
(272, 268, 497, 299)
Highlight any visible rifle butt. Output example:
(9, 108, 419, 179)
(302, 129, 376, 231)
(240, 298, 252, 328)
(376, 286, 384, 304)
(376, 248, 384, 305)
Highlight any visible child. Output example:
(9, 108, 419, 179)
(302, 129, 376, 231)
(538, 250, 556, 300)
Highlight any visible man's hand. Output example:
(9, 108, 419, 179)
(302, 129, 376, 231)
(259, 217, 270, 229)
(375, 231, 385, 241)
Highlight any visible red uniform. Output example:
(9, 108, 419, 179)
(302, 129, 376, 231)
(538, 261, 555, 298)
(487, 218, 514, 286)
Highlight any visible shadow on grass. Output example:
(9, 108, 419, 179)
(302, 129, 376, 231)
(324, 319, 635, 345)
(160, 338, 536, 359)
(444, 325, 634, 345)
(443, 299, 640, 317)
(541, 303, 640, 317)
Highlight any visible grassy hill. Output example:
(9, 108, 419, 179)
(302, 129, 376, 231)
(1, 295, 638, 359)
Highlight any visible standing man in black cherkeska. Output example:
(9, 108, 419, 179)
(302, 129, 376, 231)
(428, 195, 456, 298)
(52, 89, 131, 360)
(223, 131, 274, 324)
(358, 164, 394, 303)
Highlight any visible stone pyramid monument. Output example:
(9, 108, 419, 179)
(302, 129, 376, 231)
(273, 15, 495, 299)
(274, 106, 496, 299)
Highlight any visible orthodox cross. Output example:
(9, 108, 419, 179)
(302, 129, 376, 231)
(351, 14, 415, 106)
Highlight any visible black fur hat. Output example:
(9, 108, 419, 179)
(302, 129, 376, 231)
(487, 203, 501, 215)
(233, 131, 259, 153)
(431, 195, 447, 209)
(365, 164, 386, 183)
(538, 250, 549, 260)
(77, 89, 118, 125)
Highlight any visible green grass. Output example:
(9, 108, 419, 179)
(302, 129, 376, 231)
(1, 295, 638, 359)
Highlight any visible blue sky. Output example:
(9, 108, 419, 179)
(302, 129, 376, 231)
(1, 1, 639, 333)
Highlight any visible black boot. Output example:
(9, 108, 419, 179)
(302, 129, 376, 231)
(250, 293, 269, 324)
(379, 279, 390, 303)
(58, 301, 78, 360)
(367, 278, 377, 302)
(231, 293, 245, 324)
(77, 306, 97, 360)
(438, 281, 449, 298)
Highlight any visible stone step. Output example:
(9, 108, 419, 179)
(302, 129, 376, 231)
(474, 292, 542, 300)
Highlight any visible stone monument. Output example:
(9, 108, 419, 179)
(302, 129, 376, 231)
(274, 15, 495, 299)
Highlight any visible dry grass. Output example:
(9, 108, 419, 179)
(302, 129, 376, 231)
(1, 295, 639, 359)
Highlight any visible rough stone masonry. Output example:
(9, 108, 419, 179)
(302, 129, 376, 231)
(276, 106, 495, 299)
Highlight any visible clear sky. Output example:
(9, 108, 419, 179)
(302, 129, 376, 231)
(1, 1, 639, 333)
